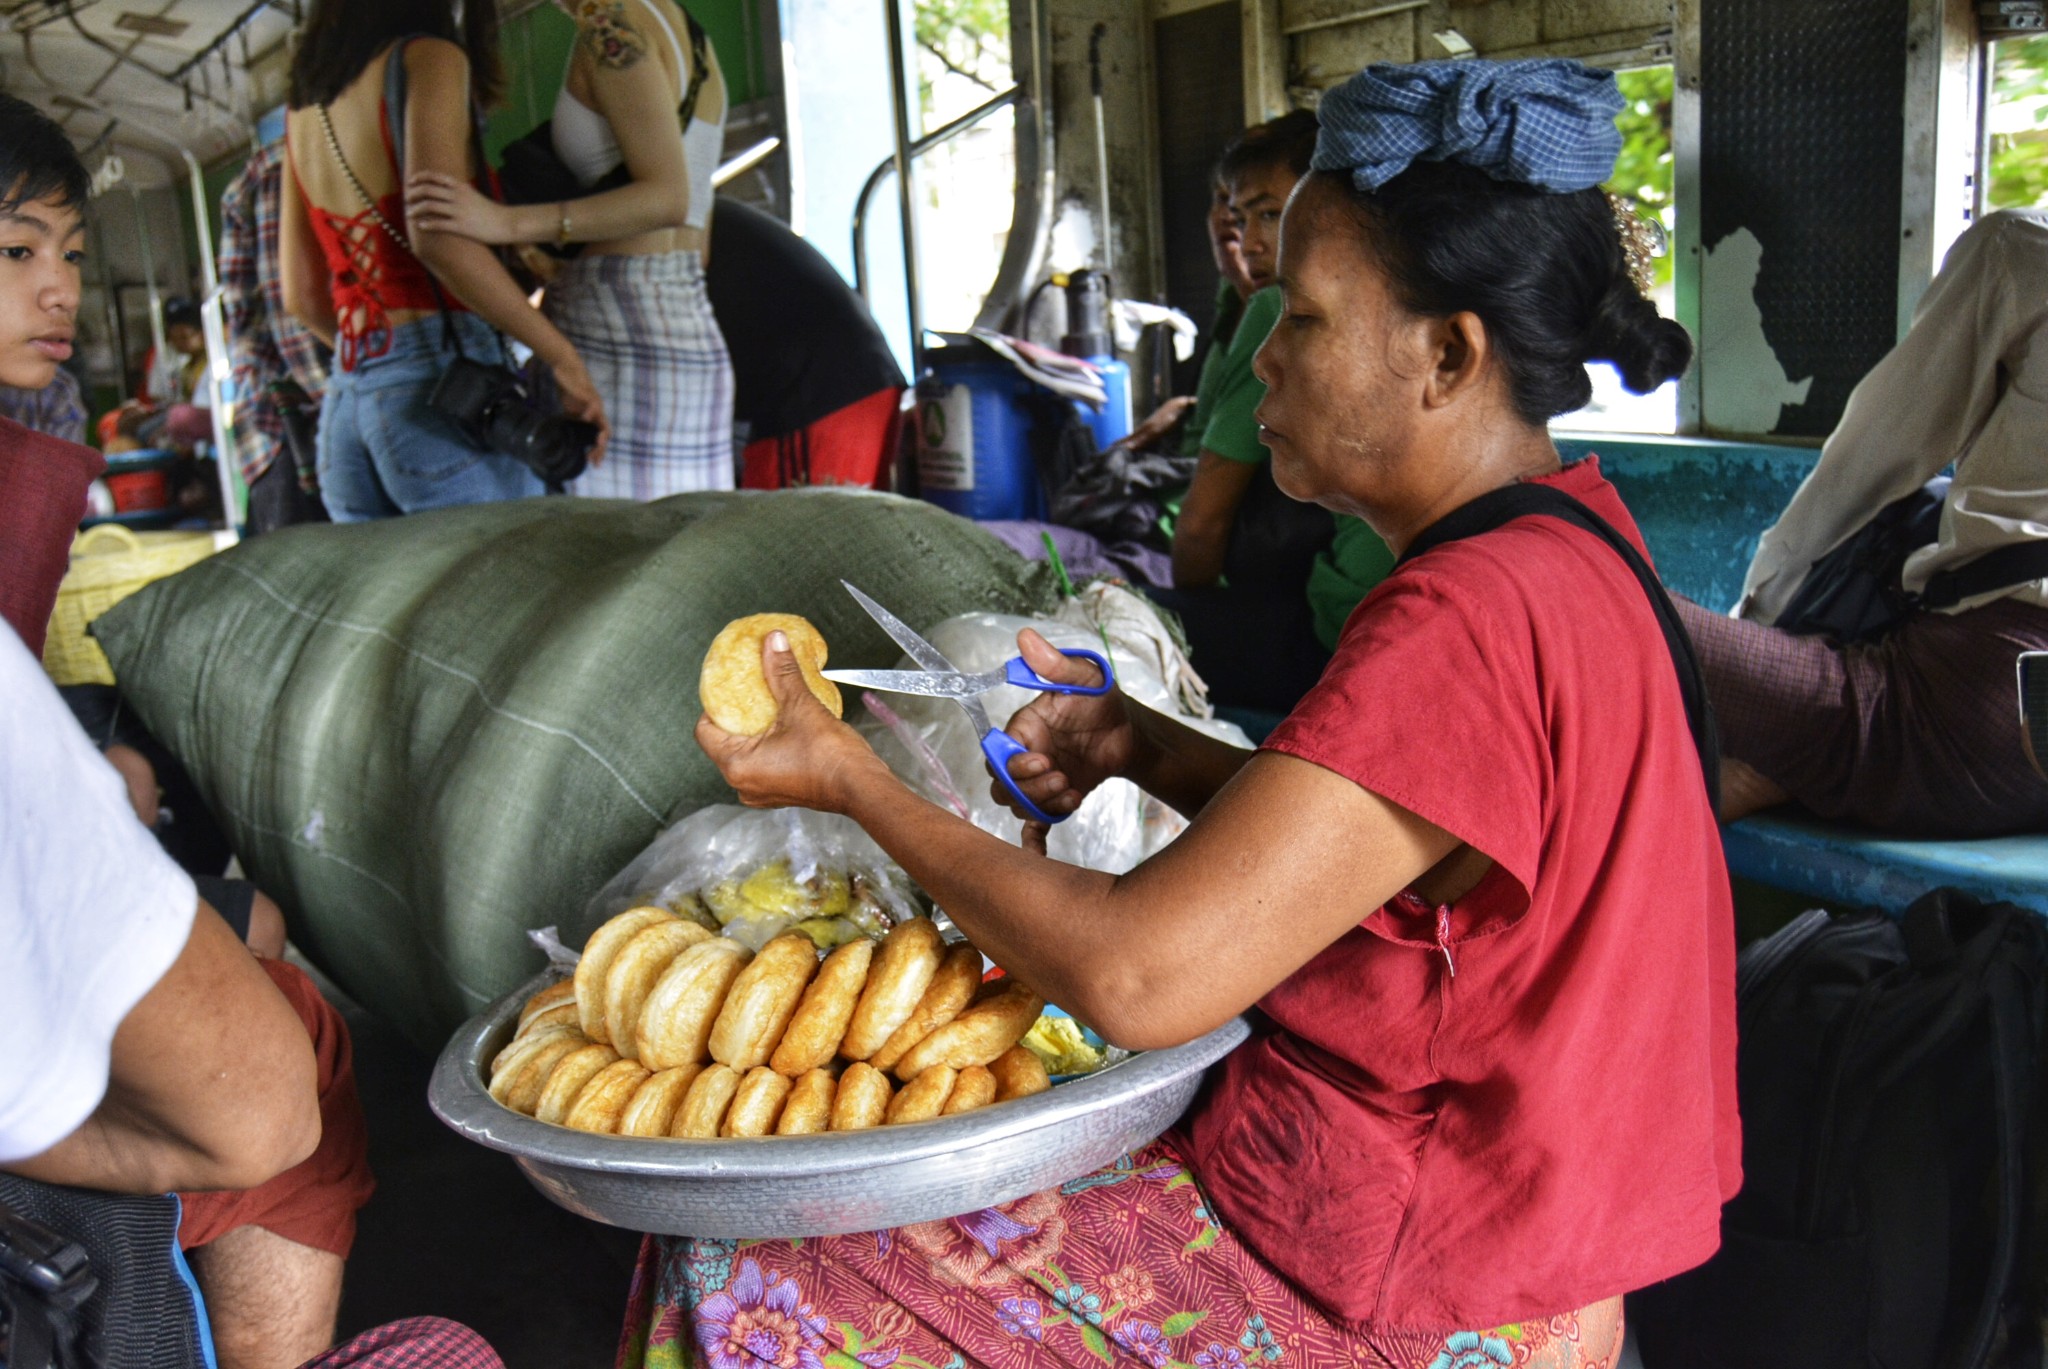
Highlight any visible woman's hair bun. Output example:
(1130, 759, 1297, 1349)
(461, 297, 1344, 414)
(1583, 283, 1694, 395)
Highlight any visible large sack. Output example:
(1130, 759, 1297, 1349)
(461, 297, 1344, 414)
(94, 491, 1057, 1048)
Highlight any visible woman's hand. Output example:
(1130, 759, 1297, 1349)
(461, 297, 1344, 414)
(545, 349, 611, 469)
(406, 171, 521, 245)
(697, 631, 894, 814)
(1116, 395, 1195, 451)
(991, 629, 1137, 821)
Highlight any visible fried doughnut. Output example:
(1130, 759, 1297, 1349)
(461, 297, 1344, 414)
(710, 932, 820, 1070)
(871, 943, 985, 1074)
(564, 1059, 651, 1134)
(721, 1066, 795, 1137)
(635, 939, 751, 1070)
(829, 1062, 893, 1131)
(699, 613, 842, 736)
(672, 1063, 742, 1138)
(776, 1068, 838, 1135)
(617, 1064, 704, 1137)
(494, 1029, 589, 1114)
(534, 1043, 622, 1125)
(770, 938, 874, 1076)
(884, 1064, 956, 1124)
(841, 917, 945, 1060)
(942, 1064, 997, 1115)
(576, 907, 675, 1043)
(604, 920, 713, 1060)
(491, 1018, 577, 1079)
(518, 978, 578, 1032)
(989, 1044, 1051, 1101)
(895, 982, 1046, 1079)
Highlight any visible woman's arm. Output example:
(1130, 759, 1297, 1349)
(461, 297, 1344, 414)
(279, 151, 339, 349)
(1171, 451, 1258, 587)
(409, 2, 692, 247)
(698, 633, 1460, 1051)
(399, 40, 610, 456)
(7, 901, 320, 1195)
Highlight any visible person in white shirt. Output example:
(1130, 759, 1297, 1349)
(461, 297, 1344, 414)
(1674, 209, 2048, 837)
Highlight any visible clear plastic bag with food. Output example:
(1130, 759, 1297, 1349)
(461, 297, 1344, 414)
(582, 805, 926, 951)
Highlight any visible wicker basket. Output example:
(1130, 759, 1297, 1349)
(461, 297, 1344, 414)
(43, 525, 222, 686)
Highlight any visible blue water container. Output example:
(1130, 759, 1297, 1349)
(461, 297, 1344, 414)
(915, 346, 1046, 521)
(1073, 352, 1133, 452)
(1062, 271, 1131, 451)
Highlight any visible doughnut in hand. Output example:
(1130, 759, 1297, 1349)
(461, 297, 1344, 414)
(699, 613, 842, 735)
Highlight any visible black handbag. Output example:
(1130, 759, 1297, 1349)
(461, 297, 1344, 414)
(1775, 474, 2048, 643)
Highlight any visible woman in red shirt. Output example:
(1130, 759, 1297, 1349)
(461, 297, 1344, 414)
(652, 60, 1735, 1369)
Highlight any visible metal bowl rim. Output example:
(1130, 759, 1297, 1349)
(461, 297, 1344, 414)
(430, 970, 1248, 1180)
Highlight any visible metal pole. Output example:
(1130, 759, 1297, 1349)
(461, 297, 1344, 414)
(882, 0, 923, 374)
(179, 148, 241, 543)
(852, 86, 1018, 298)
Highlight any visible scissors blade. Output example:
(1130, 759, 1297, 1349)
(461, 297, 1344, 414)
(821, 667, 993, 698)
(840, 580, 959, 674)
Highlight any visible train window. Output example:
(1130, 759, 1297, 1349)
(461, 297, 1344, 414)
(1985, 34, 2048, 212)
(910, 0, 1016, 333)
(1571, 63, 1678, 435)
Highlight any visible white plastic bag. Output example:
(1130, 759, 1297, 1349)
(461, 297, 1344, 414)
(581, 805, 926, 950)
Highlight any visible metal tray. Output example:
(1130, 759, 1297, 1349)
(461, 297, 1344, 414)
(429, 972, 1248, 1237)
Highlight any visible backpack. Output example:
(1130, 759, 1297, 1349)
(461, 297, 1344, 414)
(1631, 889, 2048, 1369)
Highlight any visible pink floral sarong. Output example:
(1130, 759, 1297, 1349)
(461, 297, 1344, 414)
(615, 1141, 1622, 1369)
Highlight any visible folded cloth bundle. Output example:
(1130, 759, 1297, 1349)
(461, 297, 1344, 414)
(1311, 58, 1624, 194)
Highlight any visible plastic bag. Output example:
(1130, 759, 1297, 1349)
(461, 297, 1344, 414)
(581, 805, 927, 951)
(858, 586, 1251, 872)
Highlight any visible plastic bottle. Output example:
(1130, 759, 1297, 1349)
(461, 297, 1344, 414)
(1061, 270, 1133, 451)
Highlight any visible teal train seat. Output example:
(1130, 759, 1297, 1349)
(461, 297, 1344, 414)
(1557, 433, 2048, 919)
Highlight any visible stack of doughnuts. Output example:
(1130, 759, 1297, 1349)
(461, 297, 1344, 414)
(488, 911, 1054, 1139)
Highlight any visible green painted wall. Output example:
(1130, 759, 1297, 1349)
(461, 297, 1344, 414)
(488, 0, 767, 157)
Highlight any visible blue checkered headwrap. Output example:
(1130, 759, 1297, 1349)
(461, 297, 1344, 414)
(1311, 59, 1624, 194)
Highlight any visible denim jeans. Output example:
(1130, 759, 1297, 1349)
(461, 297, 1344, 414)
(316, 314, 541, 522)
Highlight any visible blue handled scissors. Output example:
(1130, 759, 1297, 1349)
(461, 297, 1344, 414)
(821, 581, 1114, 825)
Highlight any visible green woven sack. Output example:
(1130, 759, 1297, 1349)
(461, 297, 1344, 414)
(94, 491, 1056, 1049)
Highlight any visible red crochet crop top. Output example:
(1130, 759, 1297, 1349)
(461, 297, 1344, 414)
(288, 94, 467, 372)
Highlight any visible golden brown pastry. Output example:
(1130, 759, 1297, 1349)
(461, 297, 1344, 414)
(517, 979, 578, 1032)
(617, 1064, 705, 1138)
(520, 1002, 581, 1040)
(721, 1066, 795, 1137)
(841, 917, 945, 1061)
(491, 1019, 577, 1080)
(884, 1063, 956, 1124)
(493, 1029, 590, 1115)
(710, 932, 820, 1070)
(771, 938, 874, 1076)
(603, 920, 713, 1060)
(894, 982, 1046, 1079)
(699, 613, 843, 736)
(829, 1062, 893, 1131)
(672, 1063, 743, 1138)
(576, 907, 675, 1043)
(563, 1059, 652, 1134)
(635, 939, 751, 1070)
(871, 943, 984, 1074)
(775, 1068, 838, 1136)
(942, 1064, 998, 1116)
(989, 1044, 1052, 1101)
(534, 1043, 622, 1125)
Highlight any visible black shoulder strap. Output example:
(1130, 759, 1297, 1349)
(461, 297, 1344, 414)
(1921, 541, 2048, 611)
(679, 6, 712, 123)
(1399, 481, 1722, 811)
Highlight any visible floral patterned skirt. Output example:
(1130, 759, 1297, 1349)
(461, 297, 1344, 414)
(615, 1141, 1623, 1369)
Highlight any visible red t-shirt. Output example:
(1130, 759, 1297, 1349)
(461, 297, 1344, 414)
(1177, 457, 1740, 1332)
(0, 415, 105, 659)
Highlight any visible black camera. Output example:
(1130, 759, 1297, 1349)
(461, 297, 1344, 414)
(430, 357, 598, 488)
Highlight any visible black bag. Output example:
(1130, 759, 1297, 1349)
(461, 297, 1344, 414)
(1776, 474, 2048, 643)
(1399, 480, 1722, 810)
(0, 1177, 210, 1369)
(1630, 889, 2048, 1369)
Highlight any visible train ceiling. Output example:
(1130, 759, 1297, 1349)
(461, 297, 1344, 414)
(2, 0, 300, 184)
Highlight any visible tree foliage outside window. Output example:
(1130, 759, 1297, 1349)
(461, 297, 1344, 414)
(1989, 35, 2048, 211)
(914, 0, 1010, 115)
(1604, 66, 1675, 293)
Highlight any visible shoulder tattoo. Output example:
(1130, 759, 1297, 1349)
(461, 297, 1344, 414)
(574, 0, 649, 70)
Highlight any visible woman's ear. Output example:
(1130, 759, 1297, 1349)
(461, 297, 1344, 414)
(1421, 310, 1491, 409)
